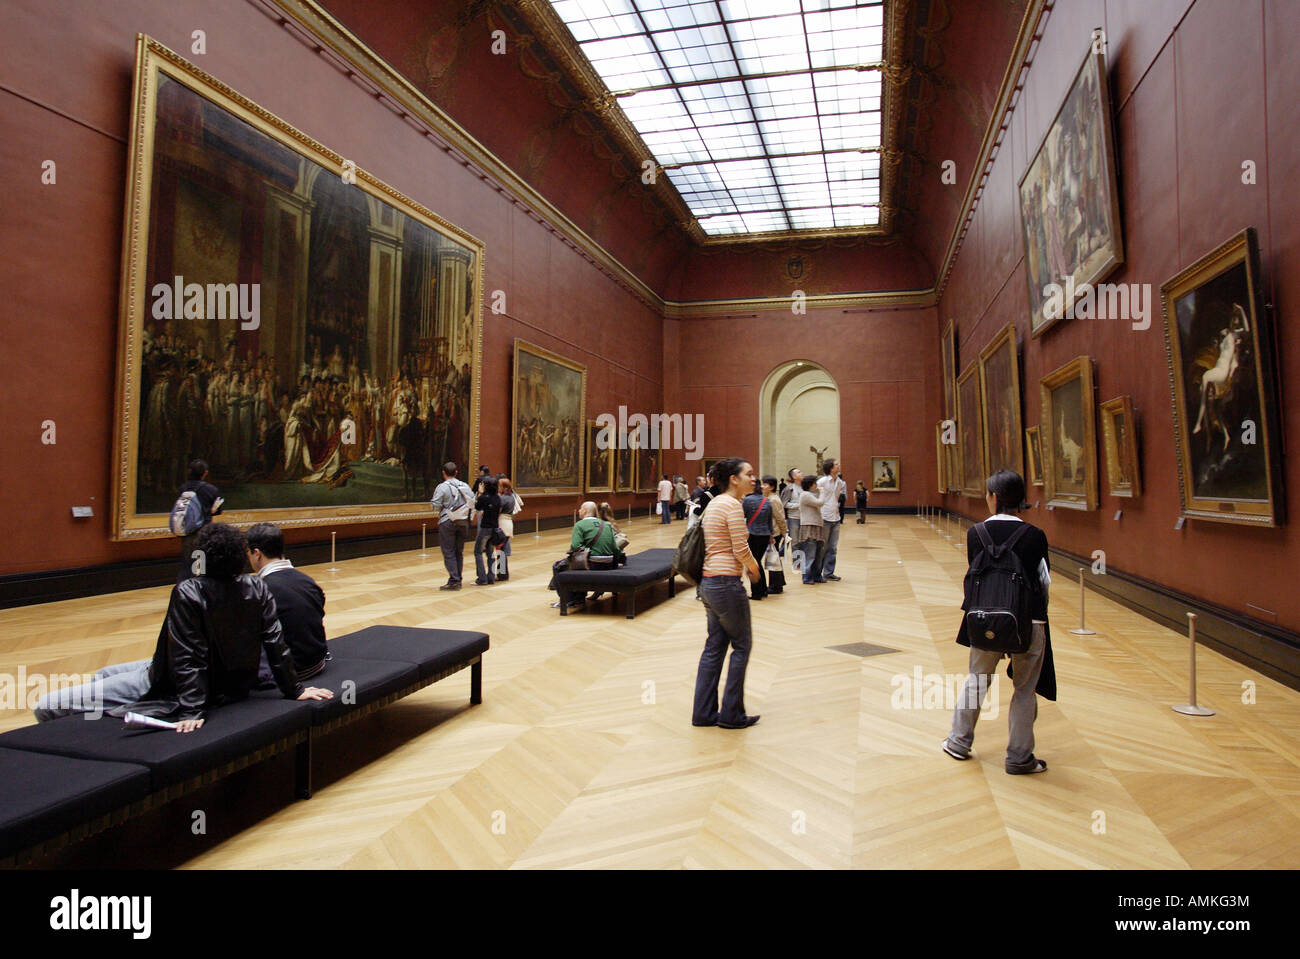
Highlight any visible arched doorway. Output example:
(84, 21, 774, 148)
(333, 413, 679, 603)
(759, 360, 840, 478)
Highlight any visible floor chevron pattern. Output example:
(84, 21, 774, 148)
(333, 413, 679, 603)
(4, 514, 1299, 869)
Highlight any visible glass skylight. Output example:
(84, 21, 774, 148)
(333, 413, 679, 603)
(549, 0, 886, 237)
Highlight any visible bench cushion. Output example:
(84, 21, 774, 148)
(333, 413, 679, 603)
(0, 698, 312, 790)
(553, 548, 676, 587)
(0, 747, 151, 857)
(252, 657, 419, 726)
(327, 627, 488, 679)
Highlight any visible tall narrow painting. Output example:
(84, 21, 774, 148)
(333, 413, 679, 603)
(511, 340, 586, 495)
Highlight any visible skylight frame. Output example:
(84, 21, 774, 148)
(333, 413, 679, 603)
(548, 0, 888, 240)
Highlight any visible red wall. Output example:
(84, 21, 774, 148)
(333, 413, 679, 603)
(0, 0, 664, 577)
(937, 0, 1300, 632)
(668, 304, 940, 505)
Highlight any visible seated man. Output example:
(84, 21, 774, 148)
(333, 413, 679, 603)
(35, 523, 332, 731)
(549, 501, 624, 609)
(246, 522, 329, 680)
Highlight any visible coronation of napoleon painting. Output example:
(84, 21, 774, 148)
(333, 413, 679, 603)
(115, 40, 482, 537)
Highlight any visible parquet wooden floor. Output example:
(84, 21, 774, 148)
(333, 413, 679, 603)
(4, 514, 1300, 869)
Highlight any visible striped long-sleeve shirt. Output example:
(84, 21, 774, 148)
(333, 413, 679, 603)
(702, 493, 755, 577)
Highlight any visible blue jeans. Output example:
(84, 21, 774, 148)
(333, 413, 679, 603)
(799, 539, 826, 584)
(822, 520, 842, 575)
(692, 576, 752, 725)
(473, 529, 496, 583)
(660, 501, 671, 523)
(34, 659, 152, 721)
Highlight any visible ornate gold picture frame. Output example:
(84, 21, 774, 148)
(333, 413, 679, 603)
(511, 339, 586, 495)
(978, 323, 1024, 478)
(1040, 356, 1098, 510)
(956, 361, 985, 498)
(112, 37, 483, 539)
(1099, 395, 1141, 498)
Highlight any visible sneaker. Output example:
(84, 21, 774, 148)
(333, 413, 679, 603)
(825, 574, 842, 581)
(439, 583, 461, 591)
(941, 738, 970, 761)
(1006, 757, 1048, 775)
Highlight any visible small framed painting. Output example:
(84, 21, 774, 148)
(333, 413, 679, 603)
(1040, 356, 1098, 510)
(1099, 395, 1141, 498)
(1024, 426, 1044, 488)
(872, 456, 900, 492)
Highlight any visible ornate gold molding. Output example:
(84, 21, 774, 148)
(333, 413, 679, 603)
(664, 287, 937, 319)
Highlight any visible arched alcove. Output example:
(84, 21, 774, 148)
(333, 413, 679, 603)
(759, 360, 841, 478)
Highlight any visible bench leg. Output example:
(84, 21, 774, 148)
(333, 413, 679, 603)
(295, 738, 313, 800)
(626, 589, 636, 619)
(669, 575, 676, 598)
(471, 658, 482, 705)
(559, 589, 568, 615)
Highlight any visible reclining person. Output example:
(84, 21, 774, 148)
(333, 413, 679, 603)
(246, 522, 329, 680)
(34, 523, 332, 731)
(549, 501, 625, 609)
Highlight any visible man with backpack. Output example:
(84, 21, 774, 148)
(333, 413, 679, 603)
(943, 470, 1055, 774)
(431, 461, 474, 590)
(173, 459, 224, 584)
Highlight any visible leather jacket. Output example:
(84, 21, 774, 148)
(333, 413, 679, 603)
(122, 575, 303, 721)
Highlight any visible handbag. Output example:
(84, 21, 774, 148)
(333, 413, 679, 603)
(614, 530, 630, 552)
(490, 527, 507, 547)
(763, 541, 783, 571)
(568, 520, 609, 571)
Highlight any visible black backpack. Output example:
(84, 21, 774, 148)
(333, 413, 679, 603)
(672, 504, 708, 584)
(962, 522, 1034, 654)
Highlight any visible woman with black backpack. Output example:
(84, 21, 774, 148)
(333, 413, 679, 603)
(942, 469, 1055, 774)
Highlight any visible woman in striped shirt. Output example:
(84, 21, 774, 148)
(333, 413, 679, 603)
(691, 457, 763, 730)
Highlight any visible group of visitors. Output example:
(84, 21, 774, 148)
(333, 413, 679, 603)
(110, 451, 1052, 778)
(430, 462, 523, 589)
(689, 455, 1054, 774)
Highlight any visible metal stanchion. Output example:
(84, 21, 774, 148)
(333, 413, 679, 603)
(420, 523, 428, 558)
(1069, 566, 1096, 635)
(1172, 613, 1215, 716)
(534, 513, 540, 538)
(328, 531, 339, 572)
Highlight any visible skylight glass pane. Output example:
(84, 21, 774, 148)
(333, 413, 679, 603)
(550, 0, 889, 237)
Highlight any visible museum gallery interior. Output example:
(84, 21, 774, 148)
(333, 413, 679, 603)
(1, 0, 1299, 872)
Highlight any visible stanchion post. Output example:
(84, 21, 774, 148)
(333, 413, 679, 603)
(328, 531, 339, 572)
(420, 523, 427, 558)
(1069, 566, 1096, 635)
(1173, 613, 1215, 716)
(534, 513, 540, 538)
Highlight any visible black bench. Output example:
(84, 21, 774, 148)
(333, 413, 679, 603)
(552, 548, 679, 618)
(0, 626, 487, 866)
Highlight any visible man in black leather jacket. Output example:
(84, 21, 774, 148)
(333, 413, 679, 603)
(35, 523, 332, 731)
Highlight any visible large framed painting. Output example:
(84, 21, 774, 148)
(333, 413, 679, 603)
(701, 456, 726, 485)
(1099, 395, 1141, 498)
(955, 362, 985, 498)
(1018, 41, 1124, 337)
(112, 37, 483, 539)
(872, 456, 900, 492)
(585, 419, 613, 493)
(1024, 426, 1044, 488)
(978, 323, 1024, 478)
(1160, 228, 1283, 526)
(1040, 356, 1098, 511)
(511, 340, 586, 494)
